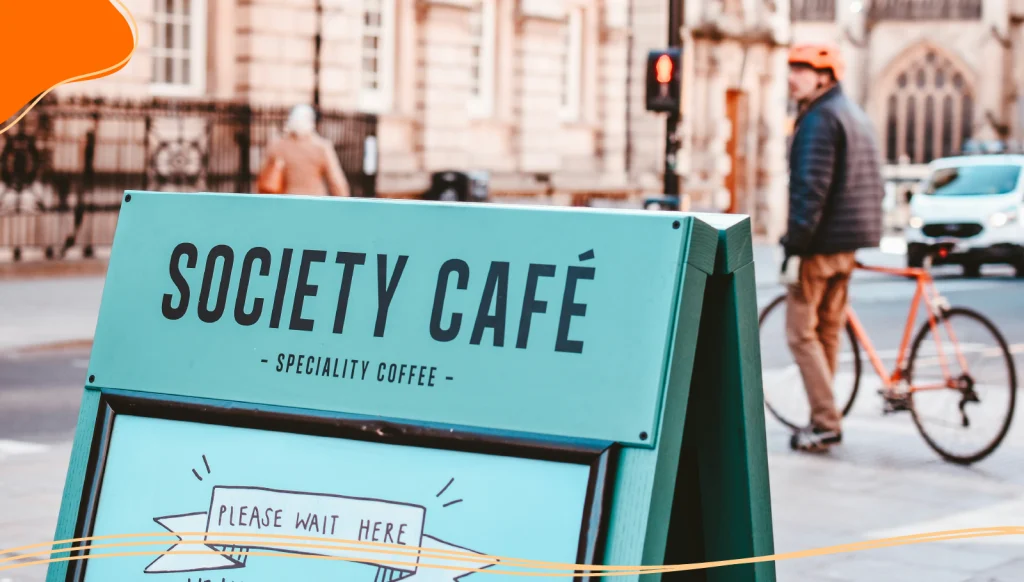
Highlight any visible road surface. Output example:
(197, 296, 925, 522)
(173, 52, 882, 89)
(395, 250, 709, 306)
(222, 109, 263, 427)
(2, 265, 1023, 581)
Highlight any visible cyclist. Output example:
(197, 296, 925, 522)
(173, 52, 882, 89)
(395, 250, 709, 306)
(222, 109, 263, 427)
(780, 43, 885, 452)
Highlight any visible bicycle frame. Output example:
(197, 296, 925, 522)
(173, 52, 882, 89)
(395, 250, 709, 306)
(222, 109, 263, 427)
(842, 262, 971, 395)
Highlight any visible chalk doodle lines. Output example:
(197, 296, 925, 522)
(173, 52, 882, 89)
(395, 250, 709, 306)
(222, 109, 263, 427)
(435, 477, 462, 508)
(144, 457, 487, 581)
(191, 454, 211, 482)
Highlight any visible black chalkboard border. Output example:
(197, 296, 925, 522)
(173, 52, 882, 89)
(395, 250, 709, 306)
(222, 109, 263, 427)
(67, 388, 620, 582)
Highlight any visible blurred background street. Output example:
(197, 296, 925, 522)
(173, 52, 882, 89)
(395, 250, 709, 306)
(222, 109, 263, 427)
(4, 0, 1024, 579)
(2, 242, 1023, 582)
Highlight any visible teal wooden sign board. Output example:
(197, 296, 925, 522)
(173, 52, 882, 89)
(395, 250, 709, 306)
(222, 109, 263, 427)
(46, 192, 775, 582)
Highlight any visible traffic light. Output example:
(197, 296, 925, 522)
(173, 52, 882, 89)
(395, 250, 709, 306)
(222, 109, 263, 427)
(645, 48, 682, 113)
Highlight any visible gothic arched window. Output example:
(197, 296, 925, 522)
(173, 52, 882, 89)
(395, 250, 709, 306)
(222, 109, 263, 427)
(881, 49, 974, 164)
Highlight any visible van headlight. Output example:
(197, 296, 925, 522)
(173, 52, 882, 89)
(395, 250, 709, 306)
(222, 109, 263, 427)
(989, 207, 1019, 228)
(909, 216, 924, 229)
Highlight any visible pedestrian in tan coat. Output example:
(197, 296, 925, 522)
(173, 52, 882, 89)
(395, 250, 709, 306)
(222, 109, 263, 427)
(258, 104, 351, 197)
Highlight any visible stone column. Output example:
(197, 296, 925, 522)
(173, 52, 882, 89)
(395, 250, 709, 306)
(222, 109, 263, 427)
(599, 23, 630, 184)
(208, 0, 237, 100)
(1012, 18, 1024, 142)
(236, 0, 320, 106)
(515, 6, 566, 174)
(705, 45, 732, 210)
(318, 0, 362, 112)
(417, 0, 473, 172)
(758, 45, 790, 242)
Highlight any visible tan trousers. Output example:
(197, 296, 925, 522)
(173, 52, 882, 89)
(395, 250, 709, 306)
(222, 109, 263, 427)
(785, 252, 857, 433)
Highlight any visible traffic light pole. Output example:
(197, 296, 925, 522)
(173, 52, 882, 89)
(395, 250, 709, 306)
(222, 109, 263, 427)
(664, 0, 683, 197)
(664, 112, 680, 197)
(312, 0, 323, 108)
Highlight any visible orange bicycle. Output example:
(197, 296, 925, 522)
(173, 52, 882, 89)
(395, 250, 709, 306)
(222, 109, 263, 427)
(758, 243, 1017, 465)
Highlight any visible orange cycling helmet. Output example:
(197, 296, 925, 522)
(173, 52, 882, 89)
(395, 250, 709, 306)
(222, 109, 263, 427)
(788, 44, 845, 82)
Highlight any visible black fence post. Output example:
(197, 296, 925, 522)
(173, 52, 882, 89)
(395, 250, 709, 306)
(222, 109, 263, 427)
(236, 104, 253, 194)
(66, 129, 96, 258)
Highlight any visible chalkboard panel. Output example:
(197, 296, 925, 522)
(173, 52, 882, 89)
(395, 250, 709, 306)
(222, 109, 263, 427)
(68, 393, 617, 582)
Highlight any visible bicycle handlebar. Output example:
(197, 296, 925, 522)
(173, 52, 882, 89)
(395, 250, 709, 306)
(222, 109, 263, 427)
(855, 242, 956, 279)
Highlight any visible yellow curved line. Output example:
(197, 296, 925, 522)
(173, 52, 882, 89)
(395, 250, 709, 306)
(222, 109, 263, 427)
(2, 527, 1005, 570)
(0, 535, 498, 568)
(0, 530, 623, 571)
(1, 527, 1022, 576)
(1, 531, 1019, 577)
(0, 531, 499, 566)
(0, 0, 139, 137)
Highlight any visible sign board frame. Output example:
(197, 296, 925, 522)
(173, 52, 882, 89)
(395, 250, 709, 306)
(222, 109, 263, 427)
(45, 192, 776, 582)
(68, 390, 618, 582)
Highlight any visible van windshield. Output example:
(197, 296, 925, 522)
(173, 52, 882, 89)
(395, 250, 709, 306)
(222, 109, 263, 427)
(923, 165, 1022, 196)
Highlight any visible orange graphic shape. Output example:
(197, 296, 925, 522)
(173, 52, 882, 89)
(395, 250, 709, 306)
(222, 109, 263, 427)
(0, 0, 135, 131)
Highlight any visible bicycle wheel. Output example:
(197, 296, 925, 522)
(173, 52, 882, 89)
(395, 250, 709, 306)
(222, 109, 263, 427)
(758, 293, 862, 430)
(907, 307, 1018, 465)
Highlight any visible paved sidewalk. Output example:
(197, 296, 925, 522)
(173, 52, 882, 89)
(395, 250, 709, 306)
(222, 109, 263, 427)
(765, 405, 1024, 582)
(0, 441, 73, 582)
(0, 276, 105, 353)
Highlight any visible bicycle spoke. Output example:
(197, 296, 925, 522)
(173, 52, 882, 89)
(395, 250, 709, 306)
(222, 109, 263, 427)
(914, 413, 971, 431)
(908, 308, 1016, 465)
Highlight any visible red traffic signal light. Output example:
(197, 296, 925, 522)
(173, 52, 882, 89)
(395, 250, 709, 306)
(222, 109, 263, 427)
(645, 48, 681, 113)
(655, 54, 674, 84)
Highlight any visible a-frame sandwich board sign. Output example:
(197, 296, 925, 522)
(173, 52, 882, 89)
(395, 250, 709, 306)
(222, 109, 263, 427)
(43, 191, 775, 582)
(663, 213, 777, 582)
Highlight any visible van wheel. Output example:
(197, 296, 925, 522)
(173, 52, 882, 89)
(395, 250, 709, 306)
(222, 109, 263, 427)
(963, 263, 982, 278)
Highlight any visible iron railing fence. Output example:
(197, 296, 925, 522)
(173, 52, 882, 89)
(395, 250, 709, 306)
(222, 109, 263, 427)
(791, 0, 836, 22)
(791, 0, 982, 22)
(867, 0, 983, 20)
(0, 96, 378, 261)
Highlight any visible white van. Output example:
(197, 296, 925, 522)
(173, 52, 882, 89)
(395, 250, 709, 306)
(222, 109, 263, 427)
(905, 154, 1024, 277)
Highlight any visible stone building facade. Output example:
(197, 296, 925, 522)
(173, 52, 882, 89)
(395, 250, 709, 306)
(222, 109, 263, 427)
(20, 0, 1016, 256)
(56, 0, 639, 203)
(788, 0, 1024, 232)
(627, 0, 794, 239)
(44, 0, 798, 237)
(791, 0, 1024, 166)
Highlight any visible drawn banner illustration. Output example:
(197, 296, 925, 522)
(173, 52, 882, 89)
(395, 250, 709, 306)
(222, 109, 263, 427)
(145, 486, 489, 580)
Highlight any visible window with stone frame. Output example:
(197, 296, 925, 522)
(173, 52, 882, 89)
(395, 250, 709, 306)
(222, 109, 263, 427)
(881, 49, 974, 164)
(560, 6, 584, 122)
(468, 0, 497, 118)
(360, 0, 396, 113)
(151, 0, 206, 96)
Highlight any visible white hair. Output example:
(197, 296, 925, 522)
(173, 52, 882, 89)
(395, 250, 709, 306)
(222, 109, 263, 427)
(285, 104, 317, 136)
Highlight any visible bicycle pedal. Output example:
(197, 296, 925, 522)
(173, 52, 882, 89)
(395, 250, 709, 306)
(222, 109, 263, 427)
(882, 398, 912, 414)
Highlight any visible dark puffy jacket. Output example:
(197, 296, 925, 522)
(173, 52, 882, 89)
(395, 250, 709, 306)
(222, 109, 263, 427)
(782, 85, 884, 257)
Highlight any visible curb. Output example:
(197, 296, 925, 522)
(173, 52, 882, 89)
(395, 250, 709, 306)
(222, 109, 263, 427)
(1, 338, 94, 356)
(0, 259, 108, 281)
